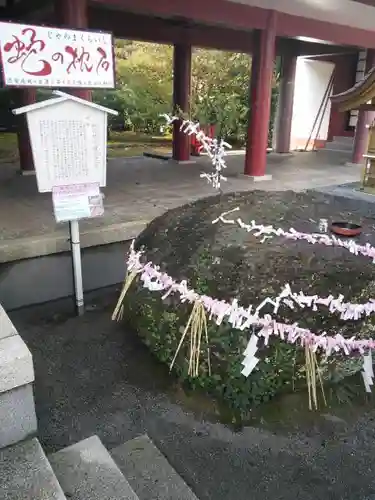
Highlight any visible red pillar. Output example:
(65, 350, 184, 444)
(244, 11, 277, 177)
(351, 49, 375, 165)
(54, 0, 92, 101)
(14, 89, 36, 173)
(274, 51, 297, 153)
(327, 54, 357, 142)
(172, 43, 192, 162)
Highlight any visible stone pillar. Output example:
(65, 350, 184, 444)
(14, 89, 36, 174)
(54, 0, 92, 101)
(244, 11, 277, 178)
(351, 49, 375, 165)
(172, 43, 192, 162)
(274, 51, 297, 153)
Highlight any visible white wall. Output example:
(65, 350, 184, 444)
(290, 58, 334, 150)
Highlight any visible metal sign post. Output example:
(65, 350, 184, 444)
(13, 91, 118, 316)
(69, 220, 84, 316)
(52, 181, 105, 315)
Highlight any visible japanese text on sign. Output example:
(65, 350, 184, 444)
(28, 103, 107, 192)
(0, 22, 115, 88)
(52, 183, 104, 223)
(39, 117, 96, 182)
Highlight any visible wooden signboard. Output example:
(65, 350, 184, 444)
(13, 91, 117, 192)
(13, 91, 118, 315)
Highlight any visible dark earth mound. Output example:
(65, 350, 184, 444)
(122, 190, 375, 415)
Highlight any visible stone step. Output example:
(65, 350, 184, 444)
(329, 140, 353, 147)
(326, 140, 353, 149)
(49, 435, 139, 500)
(0, 438, 66, 500)
(324, 140, 353, 153)
(332, 135, 354, 145)
(324, 146, 353, 153)
(111, 434, 199, 500)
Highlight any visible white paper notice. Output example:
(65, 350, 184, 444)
(52, 183, 104, 223)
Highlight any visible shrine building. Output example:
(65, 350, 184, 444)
(1, 0, 375, 177)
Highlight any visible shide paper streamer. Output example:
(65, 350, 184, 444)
(123, 241, 375, 358)
(115, 228, 375, 409)
(113, 114, 375, 409)
(161, 114, 231, 190)
(213, 208, 375, 401)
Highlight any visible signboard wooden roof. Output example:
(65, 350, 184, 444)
(12, 90, 119, 116)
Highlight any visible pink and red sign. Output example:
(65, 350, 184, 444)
(0, 21, 115, 89)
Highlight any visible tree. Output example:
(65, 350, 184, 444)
(192, 49, 251, 144)
(94, 41, 173, 134)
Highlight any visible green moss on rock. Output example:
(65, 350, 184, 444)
(122, 190, 375, 414)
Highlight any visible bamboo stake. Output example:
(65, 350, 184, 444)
(111, 269, 138, 321)
(170, 300, 211, 377)
(305, 344, 326, 410)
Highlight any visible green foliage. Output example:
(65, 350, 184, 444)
(91, 41, 280, 143)
(93, 87, 137, 131)
(123, 285, 309, 418)
(191, 50, 251, 143)
(94, 42, 173, 134)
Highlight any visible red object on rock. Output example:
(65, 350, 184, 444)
(190, 124, 216, 156)
(330, 222, 362, 237)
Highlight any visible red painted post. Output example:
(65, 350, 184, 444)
(54, 0, 92, 101)
(274, 51, 297, 153)
(244, 11, 277, 177)
(327, 54, 355, 142)
(172, 43, 192, 162)
(14, 89, 36, 173)
(351, 49, 375, 165)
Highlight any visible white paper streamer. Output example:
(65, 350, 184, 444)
(362, 350, 374, 393)
(126, 242, 375, 358)
(241, 333, 260, 377)
(162, 114, 231, 190)
(213, 207, 375, 264)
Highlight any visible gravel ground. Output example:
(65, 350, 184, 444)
(9, 287, 375, 500)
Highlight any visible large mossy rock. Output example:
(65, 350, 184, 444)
(123, 190, 375, 414)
